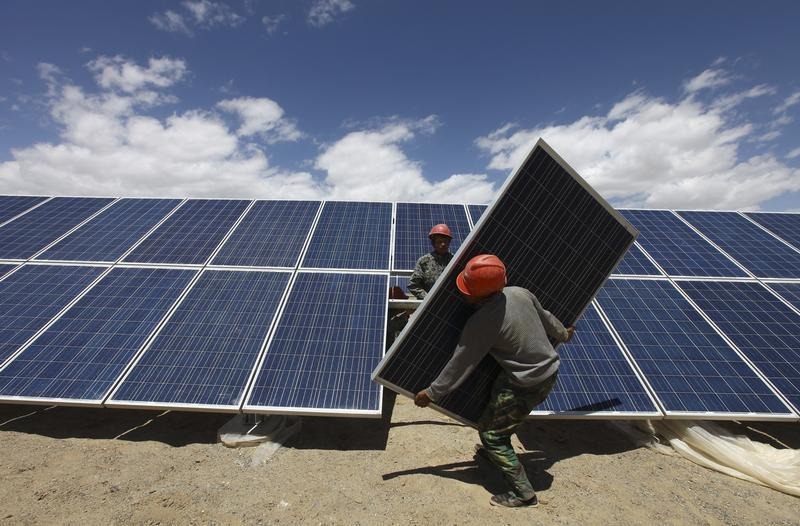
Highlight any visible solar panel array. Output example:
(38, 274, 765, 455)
(1, 168, 800, 421)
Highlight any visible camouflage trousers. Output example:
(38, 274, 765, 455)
(477, 371, 558, 499)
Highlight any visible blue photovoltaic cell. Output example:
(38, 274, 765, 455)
(301, 202, 392, 270)
(0, 197, 113, 260)
(677, 280, 800, 414)
(467, 204, 488, 227)
(0, 265, 104, 366)
(535, 303, 658, 414)
(110, 270, 290, 407)
(246, 272, 387, 413)
(0, 196, 48, 225)
(36, 198, 181, 262)
(612, 243, 661, 276)
(0, 264, 17, 280)
(621, 209, 747, 277)
(596, 279, 791, 416)
(212, 200, 320, 267)
(393, 203, 471, 270)
(767, 282, 800, 312)
(124, 199, 249, 265)
(0, 268, 196, 402)
(678, 211, 800, 279)
(745, 212, 800, 252)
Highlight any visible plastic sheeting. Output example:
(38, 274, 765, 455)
(633, 420, 800, 497)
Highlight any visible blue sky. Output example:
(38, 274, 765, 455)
(1, 1, 799, 210)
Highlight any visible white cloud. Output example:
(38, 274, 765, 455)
(775, 91, 800, 114)
(217, 96, 302, 142)
(753, 130, 781, 143)
(150, 1, 243, 34)
(308, 0, 354, 27)
(683, 68, 731, 93)
(262, 14, 287, 34)
(150, 10, 192, 35)
(787, 147, 800, 159)
(88, 56, 188, 93)
(476, 69, 800, 210)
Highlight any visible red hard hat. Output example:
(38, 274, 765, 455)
(428, 224, 452, 239)
(456, 254, 507, 299)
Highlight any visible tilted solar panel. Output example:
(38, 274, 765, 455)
(245, 272, 387, 416)
(621, 209, 747, 277)
(374, 140, 638, 426)
(301, 201, 392, 270)
(745, 212, 800, 252)
(0, 197, 114, 260)
(0, 264, 17, 280)
(0, 267, 196, 404)
(611, 243, 662, 276)
(0, 264, 104, 367)
(467, 204, 488, 227)
(677, 280, 800, 416)
(36, 198, 181, 262)
(597, 279, 793, 419)
(678, 211, 800, 279)
(533, 302, 659, 417)
(393, 203, 471, 271)
(212, 200, 320, 268)
(767, 282, 800, 312)
(0, 196, 48, 225)
(124, 199, 249, 265)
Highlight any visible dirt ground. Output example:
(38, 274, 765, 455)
(1, 392, 799, 525)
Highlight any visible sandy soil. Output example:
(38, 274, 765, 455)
(1, 392, 799, 525)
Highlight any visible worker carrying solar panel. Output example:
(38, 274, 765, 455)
(407, 223, 454, 299)
(414, 254, 576, 508)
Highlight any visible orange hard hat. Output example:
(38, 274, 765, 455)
(428, 224, 452, 239)
(456, 254, 507, 299)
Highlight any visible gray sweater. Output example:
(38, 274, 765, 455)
(426, 286, 568, 401)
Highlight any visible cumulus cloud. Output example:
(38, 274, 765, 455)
(308, 0, 354, 27)
(217, 96, 302, 142)
(476, 66, 800, 210)
(150, 1, 243, 34)
(683, 68, 731, 93)
(150, 10, 192, 35)
(775, 91, 800, 114)
(88, 56, 188, 93)
(787, 147, 800, 160)
(262, 14, 287, 34)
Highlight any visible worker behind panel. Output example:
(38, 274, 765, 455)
(408, 224, 454, 300)
(414, 254, 575, 508)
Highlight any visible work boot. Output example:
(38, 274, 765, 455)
(490, 491, 538, 508)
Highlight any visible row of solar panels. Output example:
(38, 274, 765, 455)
(2, 195, 800, 278)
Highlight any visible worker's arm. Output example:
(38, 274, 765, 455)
(407, 258, 428, 300)
(529, 291, 570, 342)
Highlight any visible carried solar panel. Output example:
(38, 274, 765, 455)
(374, 140, 638, 426)
(0, 264, 104, 367)
(745, 212, 800, 252)
(596, 278, 793, 419)
(677, 280, 800, 416)
(0, 196, 48, 225)
(621, 209, 747, 277)
(611, 243, 662, 276)
(108, 270, 290, 410)
(533, 303, 660, 417)
(467, 204, 488, 227)
(245, 272, 387, 416)
(36, 198, 181, 262)
(0, 267, 196, 404)
(123, 199, 249, 265)
(393, 203, 470, 271)
(767, 282, 800, 312)
(212, 200, 320, 268)
(301, 201, 392, 270)
(678, 211, 800, 279)
(0, 197, 113, 260)
(0, 264, 17, 280)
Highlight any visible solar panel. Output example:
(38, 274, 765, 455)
(467, 204, 488, 227)
(0, 196, 48, 225)
(596, 278, 793, 418)
(374, 140, 638, 425)
(0, 197, 114, 260)
(533, 303, 660, 417)
(35, 198, 181, 262)
(393, 203, 471, 270)
(212, 200, 320, 268)
(301, 201, 392, 270)
(108, 270, 290, 410)
(745, 212, 800, 252)
(677, 280, 800, 415)
(767, 282, 800, 312)
(611, 243, 662, 276)
(0, 264, 17, 280)
(0, 264, 105, 367)
(390, 275, 411, 296)
(0, 267, 196, 404)
(678, 211, 800, 279)
(123, 199, 249, 265)
(245, 272, 387, 416)
(621, 209, 747, 277)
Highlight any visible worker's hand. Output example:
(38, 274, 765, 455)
(414, 390, 432, 408)
(563, 326, 576, 343)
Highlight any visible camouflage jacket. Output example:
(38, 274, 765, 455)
(408, 251, 453, 299)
